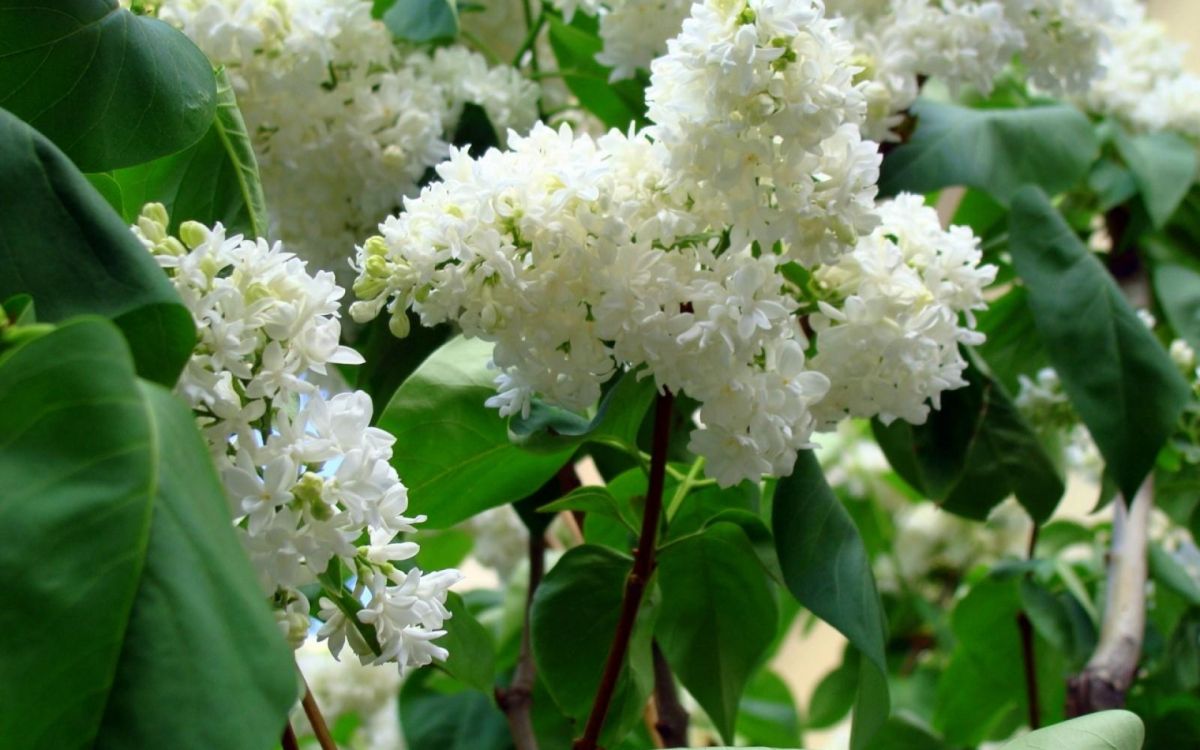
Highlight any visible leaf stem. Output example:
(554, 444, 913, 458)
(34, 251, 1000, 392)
(299, 670, 338, 750)
(665, 456, 705, 520)
(497, 531, 547, 750)
(1017, 522, 1041, 729)
(460, 28, 502, 66)
(573, 390, 675, 750)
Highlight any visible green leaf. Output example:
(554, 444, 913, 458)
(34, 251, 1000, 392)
(440, 592, 497, 693)
(0, 109, 195, 386)
(806, 648, 859, 729)
(977, 286, 1049, 394)
(510, 369, 657, 455)
(736, 670, 801, 748)
(375, 336, 575, 527)
(109, 67, 269, 237)
(1008, 187, 1191, 500)
(380, 0, 459, 43)
(1000, 710, 1144, 750)
(1154, 262, 1200, 351)
(1115, 130, 1198, 228)
(352, 314, 455, 422)
(530, 545, 657, 747)
(0, 0, 217, 171)
(879, 100, 1098, 203)
(865, 714, 949, 750)
(400, 671, 514, 750)
(0, 318, 293, 749)
(873, 357, 1065, 523)
(1149, 544, 1200, 607)
(934, 576, 1066, 745)
(547, 14, 648, 130)
(773, 452, 889, 750)
(656, 524, 777, 742)
(540, 485, 637, 530)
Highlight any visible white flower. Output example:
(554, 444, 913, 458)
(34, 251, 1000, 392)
(596, 0, 693, 81)
(135, 204, 459, 671)
(809, 193, 996, 427)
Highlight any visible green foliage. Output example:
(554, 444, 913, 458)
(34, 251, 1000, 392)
(736, 670, 802, 748)
(440, 592, 497, 693)
(976, 286, 1049, 394)
(0, 317, 293, 749)
(1008, 187, 1191, 500)
(107, 67, 269, 237)
(1000, 710, 1145, 750)
(880, 100, 1098, 203)
(376, 0, 459, 43)
(510, 370, 657, 454)
(656, 523, 778, 742)
(773, 452, 889, 750)
(0, 109, 195, 386)
(376, 336, 575, 527)
(401, 670, 514, 750)
(1113, 130, 1198, 228)
(873, 357, 1065, 523)
(1154, 262, 1200, 351)
(530, 545, 657, 747)
(0, 0, 216, 171)
(547, 14, 648, 130)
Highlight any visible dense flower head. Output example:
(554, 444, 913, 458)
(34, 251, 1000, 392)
(351, 1, 995, 488)
(159, 0, 539, 278)
(646, 0, 880, 261)
(828, 0, 1114, 139)
(1086, 0, 1200, 136)
(133, 203, 461, 671)
(809, 194, 997, 427)
(595, 0, 694, 80)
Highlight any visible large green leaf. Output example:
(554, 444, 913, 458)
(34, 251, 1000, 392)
(439, 592, 497, 694)
(400, 671, 514, 750)
(530, 544, 657, 747)
(0, 0, 216, 171)
(109, 67, 268, 237)
(1008, 187, 1190, 500)
(736, 670, 801, 748)
(375, 336, 575, 528)
(547, 14, 648, 130)
(879, 100, 1098, 203)
(1154, 262, 1200, 351)
(873, 357, 1065, 523)
(773, 452, 889, 750)
(1000, 710, 1144, 750)
(509, 368, 657, 455)
(0, 318, 294, 750)
(977, 286, 1049, 394)
(1114, 130, 1197, 228)
(0, 109, 195, 386)
(933, 576, 1066, 746)
(656, 523, 777, 743)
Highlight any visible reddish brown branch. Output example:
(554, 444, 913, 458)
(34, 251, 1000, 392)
(650, 641, 689, 747)
(1018, 523, 1041, 729)
(282, 720, 300, 750)
(497, 532, 548, 750)
(573, 390, 675, 750)
(299, 672, 338, 750)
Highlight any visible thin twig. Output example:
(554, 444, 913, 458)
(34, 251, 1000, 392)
(299, 671, 338, 750)
(497, 532, 548, 750)
(282, 720, 300, 750)
(650, 641, 689, 747)
(1067, 479, 1152, 715)
(573, 390, 675, 750)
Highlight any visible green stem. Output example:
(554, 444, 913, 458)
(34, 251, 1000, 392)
(513, 11, 547, 69)
(665, 457, 705, 520)
(460, 28, 502, 66)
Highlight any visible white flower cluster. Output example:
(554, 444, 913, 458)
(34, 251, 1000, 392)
(595, 0, 694, 81)
(810, 194, 996, 427)
(159, 0, 538, 278)
(133, 204, 461, 672)
(646, 0, 880, 262)
(352, 0, 993, 488)
(1086, 0, 1200, 137)
(461, 505, 530, 579)
(828, 0, 1114, 140)
(1015, 367, 1103, 478)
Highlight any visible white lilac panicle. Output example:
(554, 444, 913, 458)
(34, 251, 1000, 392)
(809, 193, 997, 428)
(352, 122, 830, 487)
(1086, 0, 1200, 137)
(596, 0, 694, 81)
(158, 0, 538, 278)
(133, 203, 461, 672)
(646, 0, 881, 262)
(828, 0, 1113, 139)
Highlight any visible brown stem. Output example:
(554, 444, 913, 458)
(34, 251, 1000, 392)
(650, 642, 689, 747)
(573, 390, 675, 750)
(300, 671, 338, 750)
(497, 532, 548, 750)
(1067, 479, 1152, 716)
(282, 720, 300, 750)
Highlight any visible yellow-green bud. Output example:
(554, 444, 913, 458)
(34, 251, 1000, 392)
(179, 220, 209, 251)
(388, 309, 411, 338)
(363, 235, 389, 258)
